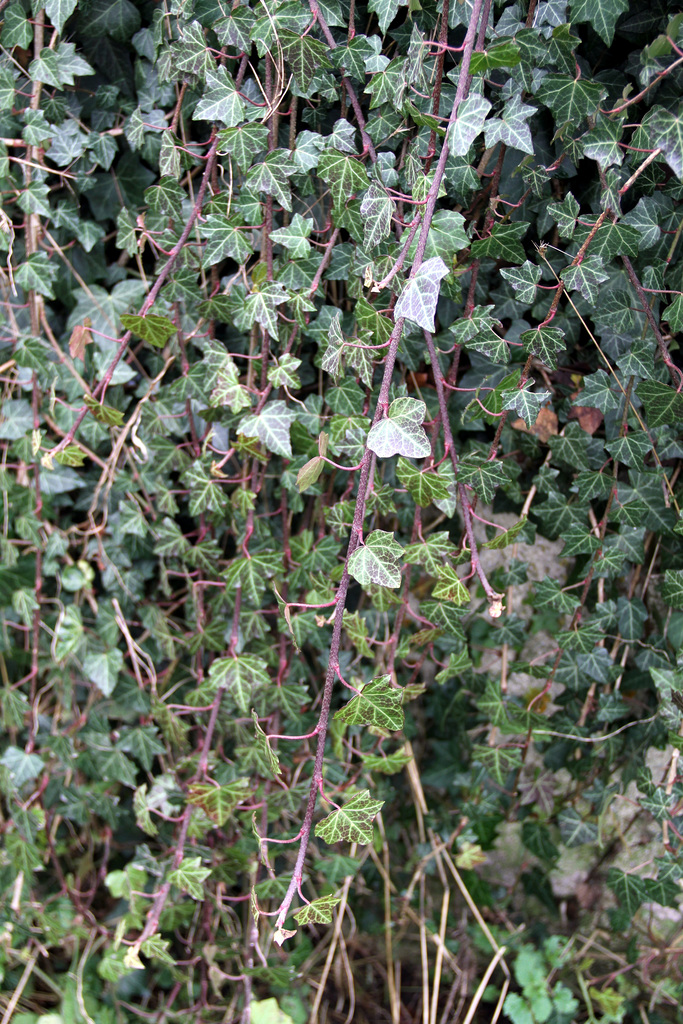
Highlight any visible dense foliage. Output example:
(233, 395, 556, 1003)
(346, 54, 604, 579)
(2, 0, 683, 1021)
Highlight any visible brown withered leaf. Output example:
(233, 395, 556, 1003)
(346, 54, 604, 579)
(69, 318, 92, 361)
(568, 404, 603, 435)
(512, 404, 558, 443)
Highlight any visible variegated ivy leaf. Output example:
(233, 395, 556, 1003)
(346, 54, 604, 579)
(270, 213, 314, 259)
(267, 353, 301, 389)
(500, 261, 541, 303)
(321, 312, 344, 380)
(293, 894, 342, 925)
(360, 182, 394, 250)
(649, 108, 683, 179)
(348, 530, 403, 588)
(448, 95, 492, 157)
(450, 306, 509, 364)
(501, 381, 552, 429)
(335, 675, 404, 731)
(484, 94, 536, 155)
(561, 255, 609, 304)
(192, 66, 245, 126)
(207, 654, 270, 713)
(238, 401, 298, 458)
(394, 256, 449, 332)
(367, 397, 431, 459)
(314, 790, 384, 845)
(547, 192, 580, 238)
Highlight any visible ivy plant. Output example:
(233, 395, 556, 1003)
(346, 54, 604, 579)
(2, 0, 683, 1020)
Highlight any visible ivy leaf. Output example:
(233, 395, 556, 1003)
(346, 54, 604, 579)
(483, 517, 528, 550)
(536, 75, 606, 124)
(361, 749, 413, 774)
(16, 253, 57, 299)
(501, 382, 552, 429)
(607, 868, 648, 917)
(472, 744, 523, 785)
(569, 0, 629, 45)
(186, 779, 250, 826)
(203, 215, 252, 266)
(121, 313, 176, 348)
(279, 29, 332, 90)
(662, 295, 683, 333)
(662, 570, 683, 609)
(636, 380, 683, 428)
(649, 108, 683, 179)
(394, 256, 449, 332)
(368, 0, 406, 33)
(560, 255, 609, 303)
(270, 213, 314, 258)
(217, 123, 269, 172)
(396, 457, 450, 507)
(335, 675, 404, 731)
(500, 261, 541, 303)
(458, 454, 506, 503)
(484, 94, 536, 155)
(246, 159, 292, 212)
(448, 95, 492, 157)
(432, 565, 470, 605)
(293, 894, 342, 925)
(547, 192, 580, 238)
(469, 40, 521, 72)
(470, 222, 528, 264)
(29, 42, 94, 87)
(208, 654, 270, 713)
(450, 306, 509, 363)
(318, 150, 369, 208)
(520, 326, 566, 370)
(243, 282, 289, 337)
(348, 530, 403, 588)
(169, 857, 211, 900)
(582, 117, 624, 168)
(606, 433, 651, 468)
(193, 66, 245, 126)
(360, 182, 394, 250)
(314, 790, 384, 845)
(267, 353, 301, 389)
(404, 532, 458, 575)
(238, 401, 298, 458)
(367, 397, 431, 459)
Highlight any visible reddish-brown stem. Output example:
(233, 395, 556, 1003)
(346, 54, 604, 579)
(274, 0, 488, 935)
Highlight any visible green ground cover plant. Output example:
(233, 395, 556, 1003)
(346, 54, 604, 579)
(2, 0, 683, 1021)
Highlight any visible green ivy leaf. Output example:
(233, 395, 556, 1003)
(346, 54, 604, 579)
(501, 382, 552, 429)
(293, 894, 342, 925)
(500, 261, 541, 303)
(360, 182, 394, 250)
(314, 790, 384, 845)
(520, 326, 566, 370)
(193, 66, 246, 126)
(560, 255, 609, 303)
(121, 313, 176, 348)
(279, 29, 333, 90)
(207, 654, 270, 713)
(396, 457, 450, 507)
(186, 779, 251, 826)
(335, 675, 404, 731)
(169, 857, 211, 900)
(568, 0, 629, 43)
